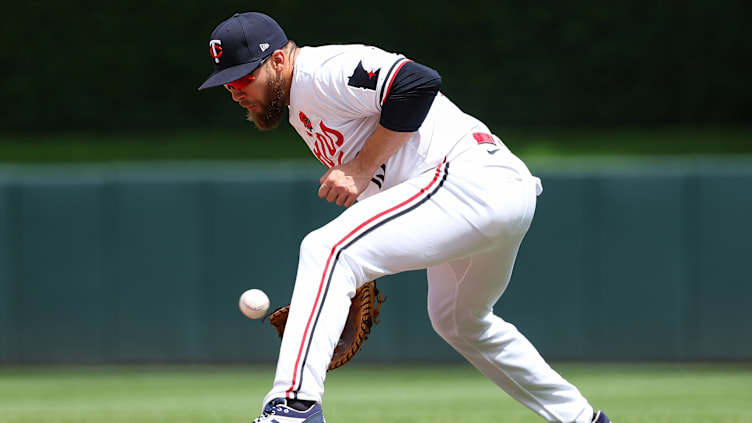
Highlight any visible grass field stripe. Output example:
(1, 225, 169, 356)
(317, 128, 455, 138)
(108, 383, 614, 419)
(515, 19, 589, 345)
(5, 364, 751, 420)
(286, 160, 446, 397)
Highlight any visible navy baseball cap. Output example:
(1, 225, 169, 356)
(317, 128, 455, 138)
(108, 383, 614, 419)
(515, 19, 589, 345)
(198, 12, 288, 90)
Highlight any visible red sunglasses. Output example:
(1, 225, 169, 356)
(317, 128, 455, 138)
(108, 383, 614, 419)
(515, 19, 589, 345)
(224, 75, 256, 91)
(224, 56, 272, 90)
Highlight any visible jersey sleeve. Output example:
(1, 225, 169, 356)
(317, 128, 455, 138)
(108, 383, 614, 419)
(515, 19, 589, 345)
(310, 46, 409, 120)
(379, 61, 442, 132)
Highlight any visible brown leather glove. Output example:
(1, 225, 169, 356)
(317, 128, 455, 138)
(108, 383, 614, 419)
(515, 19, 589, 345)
(267, 281, 385, 370)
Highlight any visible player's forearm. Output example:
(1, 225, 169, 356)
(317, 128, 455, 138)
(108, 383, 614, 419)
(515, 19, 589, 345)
(351, 124, 414, 176)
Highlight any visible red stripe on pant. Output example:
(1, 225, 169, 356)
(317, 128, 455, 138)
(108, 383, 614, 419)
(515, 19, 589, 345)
(286, 160, 446, 397)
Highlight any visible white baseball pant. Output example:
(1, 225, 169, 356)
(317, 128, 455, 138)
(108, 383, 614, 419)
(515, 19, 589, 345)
(263, 142, 594, 423)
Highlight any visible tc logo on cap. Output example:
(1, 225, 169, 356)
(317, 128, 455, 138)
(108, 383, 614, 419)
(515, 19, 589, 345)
(209, 40, 223, 63)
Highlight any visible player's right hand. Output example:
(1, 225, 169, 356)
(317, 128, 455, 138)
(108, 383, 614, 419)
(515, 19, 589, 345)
(318, 161, 371, 208)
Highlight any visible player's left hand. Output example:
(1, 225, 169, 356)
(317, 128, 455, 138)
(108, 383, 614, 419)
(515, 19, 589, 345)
(318, 161, 372, 208)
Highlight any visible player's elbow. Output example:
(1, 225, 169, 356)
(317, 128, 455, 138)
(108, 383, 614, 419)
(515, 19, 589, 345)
(422, 67, 442, 94)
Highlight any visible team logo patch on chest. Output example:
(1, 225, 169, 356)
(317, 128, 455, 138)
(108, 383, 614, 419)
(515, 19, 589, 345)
(347, 61, 380, 91)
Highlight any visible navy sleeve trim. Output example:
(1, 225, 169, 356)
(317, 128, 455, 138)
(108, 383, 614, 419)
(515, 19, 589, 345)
(379, 61, 442, 133)
(378, 58, 406, 104)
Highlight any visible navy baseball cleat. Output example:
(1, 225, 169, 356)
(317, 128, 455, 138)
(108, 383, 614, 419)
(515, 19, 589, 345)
(592, 410, 612, 423)
(252, 398, 326, 423)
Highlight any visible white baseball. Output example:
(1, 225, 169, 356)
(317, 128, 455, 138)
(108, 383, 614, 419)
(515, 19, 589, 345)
(239, 289, 270, 319)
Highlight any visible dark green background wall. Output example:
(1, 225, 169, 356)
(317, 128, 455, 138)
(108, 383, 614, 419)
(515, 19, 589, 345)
(1, 160, 750, 364)
(1, 0, 750, 132)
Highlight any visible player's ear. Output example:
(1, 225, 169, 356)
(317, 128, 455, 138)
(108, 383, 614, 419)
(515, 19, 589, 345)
(269, 49, 286, 73)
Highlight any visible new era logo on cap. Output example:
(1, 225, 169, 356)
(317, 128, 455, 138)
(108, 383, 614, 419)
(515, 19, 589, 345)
(198, 12, 288, 90)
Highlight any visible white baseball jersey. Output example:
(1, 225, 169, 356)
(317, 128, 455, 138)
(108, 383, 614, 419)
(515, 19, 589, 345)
(288, 44, 496, 199)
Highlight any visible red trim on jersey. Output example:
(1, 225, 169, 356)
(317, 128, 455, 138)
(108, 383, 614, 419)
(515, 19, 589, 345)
(380, 59, 413, 106)
(286, 159, 446, 398)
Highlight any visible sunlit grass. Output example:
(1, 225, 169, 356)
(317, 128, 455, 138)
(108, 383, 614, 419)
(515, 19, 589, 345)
(0, 363, 750, 422)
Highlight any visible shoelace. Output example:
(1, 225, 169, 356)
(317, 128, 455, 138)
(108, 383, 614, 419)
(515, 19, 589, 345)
(252, 402, 285, 422)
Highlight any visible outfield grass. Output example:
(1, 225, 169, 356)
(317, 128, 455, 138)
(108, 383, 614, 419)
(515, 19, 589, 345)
(0, 363, 750, 422)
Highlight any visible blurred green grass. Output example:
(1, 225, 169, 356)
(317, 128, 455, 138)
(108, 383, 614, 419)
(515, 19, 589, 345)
(0, 363, 750, 422)
(0, 126, 750, 163)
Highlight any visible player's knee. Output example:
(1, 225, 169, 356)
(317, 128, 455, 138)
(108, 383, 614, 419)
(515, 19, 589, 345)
(299, 229, 334, 258)
(299, 230, 364, 284)
(428, 308, 492, 345)
(427, 302, 449, 336)
(427, 304, 466, 342)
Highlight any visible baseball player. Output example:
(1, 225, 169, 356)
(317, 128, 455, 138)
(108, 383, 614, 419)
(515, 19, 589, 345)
(199, 12, 612, 423)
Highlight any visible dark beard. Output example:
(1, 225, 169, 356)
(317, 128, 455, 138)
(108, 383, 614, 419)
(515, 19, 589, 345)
(247, 75, 287, 131)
